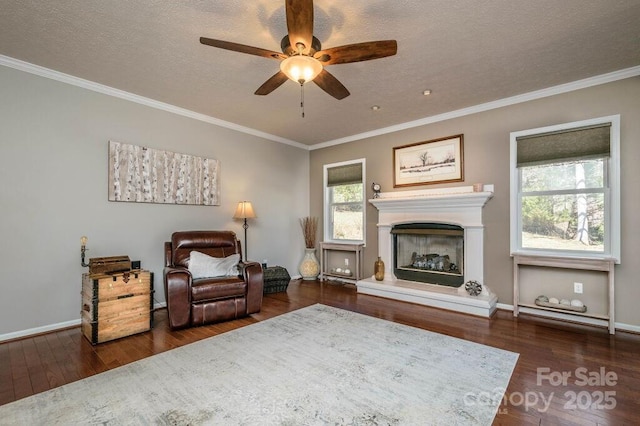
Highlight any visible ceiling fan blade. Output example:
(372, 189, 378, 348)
(315, 40, 397, 65)
(313, 69, 350, 100)
(200, 37, 286, 60)
(286, 0, 314, 55)
(255, 71, 289, 96)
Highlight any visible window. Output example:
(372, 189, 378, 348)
(510, 116, 620, 261)
(323, 159, 365, 243)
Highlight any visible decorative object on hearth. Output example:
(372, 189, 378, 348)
(80, 236, 89, 267)
(464, 280, 482, 296)
(393, 134, 464, 187)
(233, 201, 256, 260)
(372, 182, 382, 198)
(374, 256, 385, 281)
(299, 216, 319, 280)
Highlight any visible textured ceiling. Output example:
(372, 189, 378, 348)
(1, 0, 639, 146)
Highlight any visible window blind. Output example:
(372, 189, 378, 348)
(327, 163, 363, 187)
(516, 123, 611, 167)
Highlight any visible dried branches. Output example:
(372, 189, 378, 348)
(300, 216, 318, 249)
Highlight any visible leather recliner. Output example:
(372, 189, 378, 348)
(163, 230, 263, 329)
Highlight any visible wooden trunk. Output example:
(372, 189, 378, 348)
(89, 255, 131, 275)
(81, 270, 153, 344)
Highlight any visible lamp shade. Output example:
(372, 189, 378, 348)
(233, 201, 256, 219)
(280, 55, 323, 84)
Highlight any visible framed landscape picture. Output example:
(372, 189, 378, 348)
(393, 134, 464, 187)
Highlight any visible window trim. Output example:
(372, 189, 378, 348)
(510, 115, 620, 263)
(323, 158, 366, 245)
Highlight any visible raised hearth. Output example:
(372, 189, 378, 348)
(357, 185, 498, 317)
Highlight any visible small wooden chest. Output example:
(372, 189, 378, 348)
(89, 255, 131, 275)
(81, 270, 153, 345)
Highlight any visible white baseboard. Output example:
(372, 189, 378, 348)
(614, 322, 640, 334)
(0, 319, 81, 343)
(496, 302, 514, 311)
(0, 301, 167, 343)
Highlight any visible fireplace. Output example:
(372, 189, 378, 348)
(393, 223, 464, 287)
(356, 185, 498, 317)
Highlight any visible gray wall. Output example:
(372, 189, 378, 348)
(310, 76, 640, 328)
(0, 65, 309, 336)
(2, 63, 638, 336)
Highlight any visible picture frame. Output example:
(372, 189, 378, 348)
(393, 134, 464, 187)
(108, 141, 220, 205)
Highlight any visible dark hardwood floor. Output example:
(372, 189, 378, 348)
(1, 279, 639, 425)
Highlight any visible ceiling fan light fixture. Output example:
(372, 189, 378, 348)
(280, 55, 323, 84)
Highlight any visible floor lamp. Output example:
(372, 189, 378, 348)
(233, 201, 256, 260)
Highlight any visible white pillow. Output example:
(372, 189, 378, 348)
(188, 251, 240, 279)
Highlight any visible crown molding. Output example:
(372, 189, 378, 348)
(0, 55, 309, 150)
(310, 65, 640, 150)
(2, 54, 637, 152)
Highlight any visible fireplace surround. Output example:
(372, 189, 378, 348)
(356, 185, 498, 317)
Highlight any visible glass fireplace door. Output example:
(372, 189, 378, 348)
(392, 223, 464, 287)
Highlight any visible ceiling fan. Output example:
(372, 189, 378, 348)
(199, 0, 397, 101)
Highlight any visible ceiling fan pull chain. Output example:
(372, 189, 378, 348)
(300, 83, 305, 118)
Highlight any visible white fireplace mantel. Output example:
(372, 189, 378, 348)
(357, 184, 498, 317)
(370, 185, 494, 227)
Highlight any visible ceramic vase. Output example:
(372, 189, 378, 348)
(374, 256, 385, 281)
(299, 248, 320, 280)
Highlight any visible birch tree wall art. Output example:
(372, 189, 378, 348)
(108, 141, 220, 205)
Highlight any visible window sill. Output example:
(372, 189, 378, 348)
(511, 251, 616, 270)
(510, 250, 618, 264)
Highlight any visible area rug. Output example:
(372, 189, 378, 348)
(0, 304, 518, 425)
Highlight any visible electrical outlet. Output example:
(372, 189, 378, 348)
(574, 282, 583, 294)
